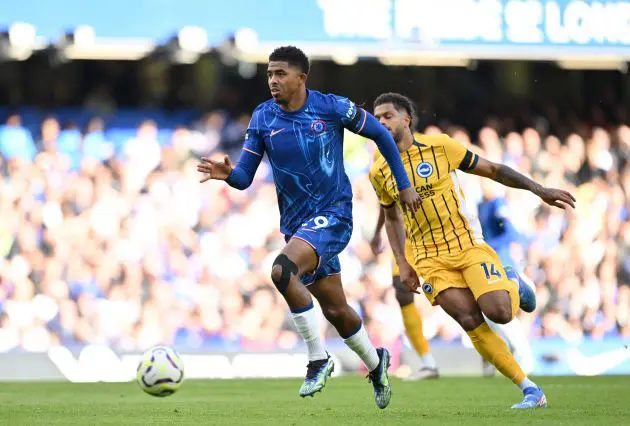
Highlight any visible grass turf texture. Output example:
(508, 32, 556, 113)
(0, 376, 627, 425)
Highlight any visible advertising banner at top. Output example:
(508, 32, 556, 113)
(2, 0, 630, 58)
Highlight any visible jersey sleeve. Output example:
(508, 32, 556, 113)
(224, 107, 265, 190)
(328, 94, 364, 132)
(369, 165, 396, 208)
(242, 108, 265, 157)
(442, 136, 478, 172)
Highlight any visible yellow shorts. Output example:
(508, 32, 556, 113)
(414, 243, 519, 316)
(390, 240, 415, 277)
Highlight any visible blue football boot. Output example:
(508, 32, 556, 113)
(299, 355, 334, 397)
(505, 266, 536, 313)
(511, 386, 548, 409)
(367, 348, 392, 409)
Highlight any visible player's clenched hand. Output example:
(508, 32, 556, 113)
(399, 187, 421, 214)
(197, 156, 233, 183)
(536, 187, 576, 210)
(398, 261, 421, 294)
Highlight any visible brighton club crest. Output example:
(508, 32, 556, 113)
(416, 161, 434, 178)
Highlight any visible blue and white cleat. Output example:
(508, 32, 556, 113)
(511, 387, 548, 409)
(505, 266, 536, 313)
(367, 348, 392, 409)
(299, 355, 335, 398)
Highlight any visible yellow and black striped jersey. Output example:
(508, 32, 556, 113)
(369, 134, 484, 261)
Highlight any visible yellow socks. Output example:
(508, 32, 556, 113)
(467, 322, 526, 384)
(401, 303, 430, 356)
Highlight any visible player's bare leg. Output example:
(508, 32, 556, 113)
(435, 288, 547, 409)
(477, 289, 514, 325)
(309, 274, 392, 409)
(393, 276, 438, 380)
(270, 238, 333, 398)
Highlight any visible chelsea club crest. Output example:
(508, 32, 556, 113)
(310, 119, 327, 135)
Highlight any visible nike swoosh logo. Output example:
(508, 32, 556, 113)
(566, 345, 630, 376)
(270, 129, 285, 137)
(488, 279, 501, 285)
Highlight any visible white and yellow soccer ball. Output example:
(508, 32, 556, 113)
(136, 345, 185, 397)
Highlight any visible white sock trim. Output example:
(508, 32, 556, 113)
(421, 354, 437, 369)
(517, 377, 537, 391)
(291, 305, 327, 362)
(343, 324, 380, 371)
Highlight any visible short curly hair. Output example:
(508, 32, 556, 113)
(269, 46, 310, 74)
(374, 92, 416, 130)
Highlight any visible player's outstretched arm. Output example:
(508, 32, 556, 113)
(197, 149, 263, 190)
(383, 206, 421, 293)
(198, 155, 233, 182)
(466, 156, 576, 210)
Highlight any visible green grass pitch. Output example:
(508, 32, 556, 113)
(0, 376, 628, 425)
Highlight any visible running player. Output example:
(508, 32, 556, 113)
(370, 146, 438, 380)
(368, 92, 575, 409)
(477, 179, 535, 376)
(197, 47, 421, 409)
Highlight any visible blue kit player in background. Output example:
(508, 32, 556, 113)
(197, 46, 422, 409)
(477, 179, 535, 377)
(478, 180, 523, 269)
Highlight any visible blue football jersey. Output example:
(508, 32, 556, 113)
(478, 197, 522, 264)
(243, 90, 364, 236)
(479, 198, 510, 242)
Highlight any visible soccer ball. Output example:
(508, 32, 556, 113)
(136, 345, 185, 397)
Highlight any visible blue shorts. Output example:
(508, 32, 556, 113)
(285, 213, 353, 286)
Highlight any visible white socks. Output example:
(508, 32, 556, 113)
(517, 377, 538, 391)
(421, 354, 438, 369)
(343, 324, 380, 371)
(292, 305, 380, 372)
(291, 304, 328, 361)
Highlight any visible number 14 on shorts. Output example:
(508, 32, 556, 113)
(481, 262, 502, 283)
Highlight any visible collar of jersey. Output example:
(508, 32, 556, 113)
(400, 140, 426, 160)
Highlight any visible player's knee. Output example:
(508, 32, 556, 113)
(478, 291, 514, 324)
(484, 304, 513, 325)
(455, 312, 484, 332)
(271, 254, 298, 294)
(395, 289, 414, 307)
(270, 265, 284, 285)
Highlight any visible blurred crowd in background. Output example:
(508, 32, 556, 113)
(0, 102, 629, 355)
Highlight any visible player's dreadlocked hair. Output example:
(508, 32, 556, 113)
(269, 46, 310, 75)
(374, 92, 417, 130)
